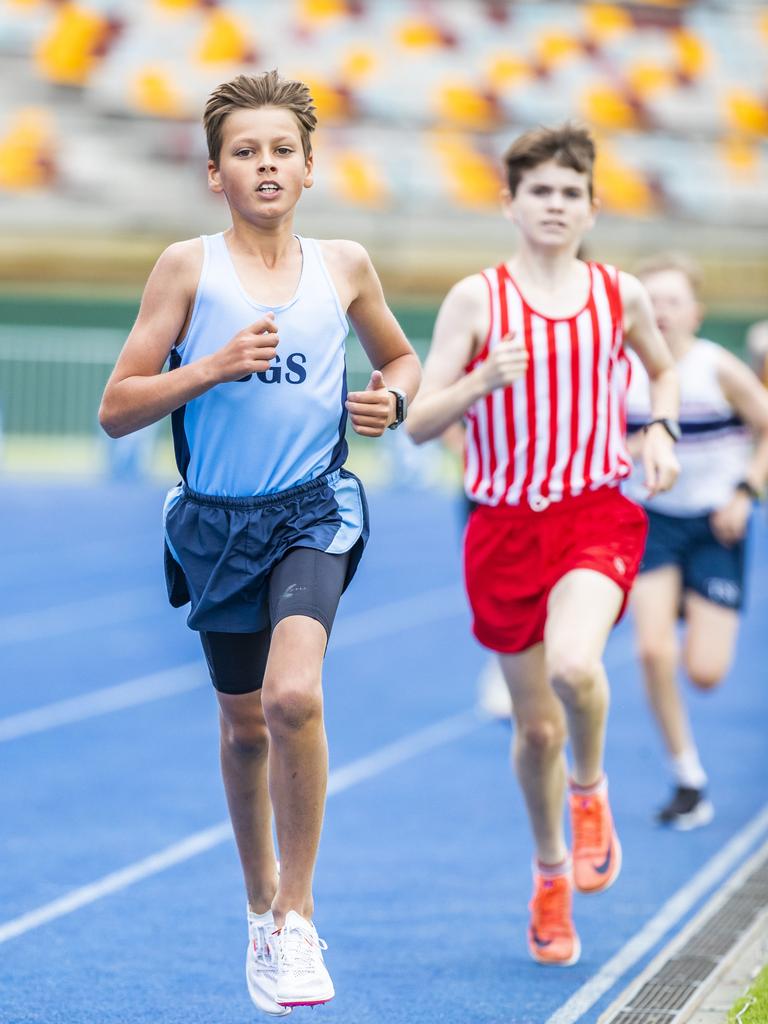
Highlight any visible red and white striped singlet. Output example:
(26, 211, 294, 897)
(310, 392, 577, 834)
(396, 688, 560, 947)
(464, 262, 633, 508)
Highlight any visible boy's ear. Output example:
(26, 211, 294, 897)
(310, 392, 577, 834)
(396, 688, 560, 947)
(303, 150, 314, 190)
(208, 159, 223, 194)
(500, 186, 514, 220)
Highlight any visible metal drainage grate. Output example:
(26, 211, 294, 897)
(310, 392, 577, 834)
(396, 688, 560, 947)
(601, 845, 768, 1023)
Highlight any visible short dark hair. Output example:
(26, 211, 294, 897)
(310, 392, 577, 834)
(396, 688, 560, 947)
(204, 69, 317, 167)
(503, 123, 596, 198)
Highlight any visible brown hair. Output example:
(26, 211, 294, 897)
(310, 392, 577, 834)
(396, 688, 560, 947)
(634, 252, 702, 298)
(503, 123, 596, 198)
(204, 69, 317, 166)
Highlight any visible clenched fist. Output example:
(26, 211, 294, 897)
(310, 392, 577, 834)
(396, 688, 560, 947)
(209, 314, 279, 384)
(346, 370, 395, 437)
(475, 332, 529, 395)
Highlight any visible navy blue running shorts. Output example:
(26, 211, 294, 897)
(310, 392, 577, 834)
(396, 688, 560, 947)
(640, 507, 748, 610)
(162, 468, 369, 633)
(199, 546, 350, 694)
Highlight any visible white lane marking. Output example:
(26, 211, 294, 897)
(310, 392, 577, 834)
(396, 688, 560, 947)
(0, 707, 484, 944)
(544, 801, 768, 1024)
(0, 587, 162, 647)
(597, 835, 768, 1023)
(0, 664, 206, 742)
(0, 585, 468, 744)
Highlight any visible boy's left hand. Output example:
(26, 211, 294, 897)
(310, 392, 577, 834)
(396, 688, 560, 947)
(346, 370, 396, 436)
(642, 427, 680, 497)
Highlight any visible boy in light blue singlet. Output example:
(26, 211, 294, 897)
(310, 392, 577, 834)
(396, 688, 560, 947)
(99, 70, 421, 1014)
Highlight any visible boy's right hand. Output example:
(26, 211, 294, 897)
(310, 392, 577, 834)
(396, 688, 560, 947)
(209, 314, 279, 383)
(476, 331, 529, 395)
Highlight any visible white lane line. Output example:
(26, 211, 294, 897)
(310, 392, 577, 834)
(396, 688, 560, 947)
(0, 584, 467, 743)
(597, 835, 768, 1023)
(0, 587, 162, 647)
(0, 707, 484, 945)
(0, 663, 206, 742)
(544, 800, 768, 1024)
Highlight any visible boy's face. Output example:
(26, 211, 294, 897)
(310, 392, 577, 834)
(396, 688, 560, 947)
(503, 160, 596, 249)
(640, 269, 701, 343)
(208, 105, 313, 221)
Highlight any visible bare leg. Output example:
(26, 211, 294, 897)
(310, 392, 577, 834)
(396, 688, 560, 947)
(217, 688, 279, 914)
(260, 615, 328, 929)
(630, 567, 693, 758)
(683, 591, 740, 690)
(499, 644, 569, 865)
(544, 569, 624, 788)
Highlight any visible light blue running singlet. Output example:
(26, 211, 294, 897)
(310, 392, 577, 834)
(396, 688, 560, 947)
(169, 232, 349, 497)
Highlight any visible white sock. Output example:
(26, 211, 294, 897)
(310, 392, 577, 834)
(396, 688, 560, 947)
(671, 747, 707, 790)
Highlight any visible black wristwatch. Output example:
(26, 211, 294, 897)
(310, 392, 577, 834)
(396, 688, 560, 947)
(387, 387, 407, 429)
(643, 417, 681, 443)
(735, 479, 760, 501)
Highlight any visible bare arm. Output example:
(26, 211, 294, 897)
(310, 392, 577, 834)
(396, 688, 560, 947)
(621, 272, 680, 495)
(99, 240, 280, 437)
(407, 275, 528, 445)
(710, 348, 768, 544)
(323, 241, 420, 436)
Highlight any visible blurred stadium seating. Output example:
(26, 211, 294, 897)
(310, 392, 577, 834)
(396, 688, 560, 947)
(0, 0, 765, 235)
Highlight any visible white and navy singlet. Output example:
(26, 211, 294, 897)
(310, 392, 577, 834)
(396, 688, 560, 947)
(463, 261, 633, 509)
(624, 339, 752, 516)
(169, 232, 350, 497)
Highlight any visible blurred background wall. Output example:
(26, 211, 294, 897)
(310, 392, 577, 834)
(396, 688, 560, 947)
(0, 0, 766, 476)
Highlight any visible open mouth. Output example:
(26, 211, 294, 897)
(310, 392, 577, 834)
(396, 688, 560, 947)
(257, 183, 281, 194)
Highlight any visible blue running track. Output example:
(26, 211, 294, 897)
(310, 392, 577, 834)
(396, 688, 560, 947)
(1, 480, 767, 1024)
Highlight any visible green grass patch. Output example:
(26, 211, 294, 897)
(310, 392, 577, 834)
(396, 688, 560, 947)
(729, 964, 768, 1024)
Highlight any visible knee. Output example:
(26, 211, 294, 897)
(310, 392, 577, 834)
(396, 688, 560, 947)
(262, 681, 322, 734)
(685, 657, 725, 692)
(547, 652, 601, 706)
(637, 635, 677, 672)
(517, 718, 566, 757)
(221, 713, 270, 758)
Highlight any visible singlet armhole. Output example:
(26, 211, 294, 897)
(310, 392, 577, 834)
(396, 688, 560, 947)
(463, 270, 495, 372)
(312, 238, 350, 339)
(174, 235, 210, 356)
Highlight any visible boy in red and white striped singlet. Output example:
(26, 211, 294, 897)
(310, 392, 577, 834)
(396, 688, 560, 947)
(408, 125, 680, 966)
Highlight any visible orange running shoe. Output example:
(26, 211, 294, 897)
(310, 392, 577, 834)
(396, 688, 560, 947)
(569, 778, 622, 894)
(527, 869, 581, 966)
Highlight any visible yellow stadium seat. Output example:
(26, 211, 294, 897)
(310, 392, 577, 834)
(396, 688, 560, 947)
(673, 29, 709, 80)
(340, 49, 377, 85)
(35, 3, 109, 86)
(583, 4, 632, 43)
(196, 9, 252, 65)
(535, 31, 582, 71)
(486, 55, 530, 91)
(727, 90, 768, 137)
(582, 85, 641, 130)
(594, 146, 655, 216)
(298, 0, 349, 22)
(434, 135, 502, 210)
(436, 82, 498, 129)
(721, 136, 760, 177)
(0, 108, 57, 191)
(627, 61, 673, 97)
(332, 152, 388, 208)
(153, 0, 198, 10)
(396, 18, 446, 50)
(294, 76, 350, 120)
(131, 67, 186, 118)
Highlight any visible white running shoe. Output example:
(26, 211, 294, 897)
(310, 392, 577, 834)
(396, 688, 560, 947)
(246, 908, 291, 1016)
(275, 910, 335, 1008)
(477, 658, 512, 720)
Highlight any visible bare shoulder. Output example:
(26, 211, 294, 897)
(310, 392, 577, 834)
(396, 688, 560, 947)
(442, 272, 488, 315)
(152, 237, 203, 288)
(317, 238, 370, 276)
(617, 270, 645, 308)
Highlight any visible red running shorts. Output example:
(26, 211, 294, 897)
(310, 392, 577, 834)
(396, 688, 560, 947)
(463, 486, 648, 654)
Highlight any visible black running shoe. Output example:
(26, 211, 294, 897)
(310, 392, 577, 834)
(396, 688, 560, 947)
(655, 787, 714, 831)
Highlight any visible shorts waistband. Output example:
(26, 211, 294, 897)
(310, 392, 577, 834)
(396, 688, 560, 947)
(182, 470, 341, 510)
(475, 484, 623, 516)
